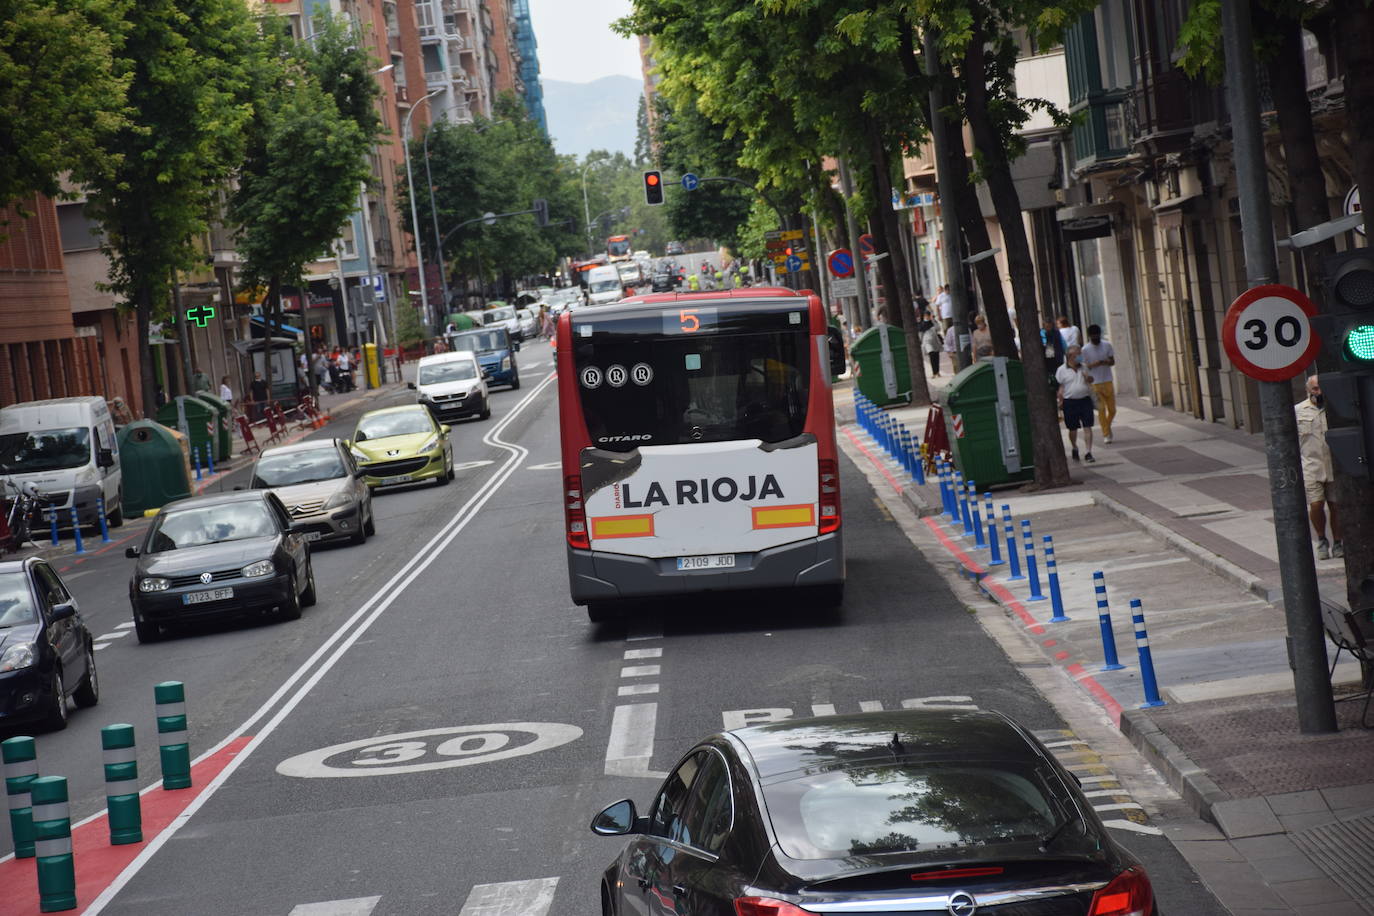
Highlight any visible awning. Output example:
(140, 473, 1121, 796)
(231, 336, 296, 355)
(249, 315, 303, 336)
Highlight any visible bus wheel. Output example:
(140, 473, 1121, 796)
(586, 602, 619, 624)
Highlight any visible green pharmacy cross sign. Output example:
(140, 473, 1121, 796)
(185, 304, 216, 328)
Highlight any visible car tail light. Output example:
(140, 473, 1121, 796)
(1088, 867, 1154, 916)
(734, 897, 814, 916)
(818, 459, 841, 534)
(565, 474, 589, 549)
(909, 866, 1005, 881)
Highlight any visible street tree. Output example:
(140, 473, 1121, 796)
(654, 94, 756, 251)
(0, 0, 131, 213)
(232, 14, 379, 360)
(82, 0, 259, 417)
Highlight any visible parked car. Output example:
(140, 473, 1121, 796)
(592, 708, 1156, 916)
(484, 302, 522, 340)
(517, 308, 538, 340)
(126, 490, 316, 643)
(665, 240, 686, 255)
(0, 558, 98, 730)
(449, 328, 521, 389)
(411, 350, 490, 423)
(249, 439, 374, 546)
(348, 405, 455, 489)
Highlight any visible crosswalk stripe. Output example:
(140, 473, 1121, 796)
(458, 877, 559, 916)
(288, 896, 380, 916)
(1102, 819, 1163, 835)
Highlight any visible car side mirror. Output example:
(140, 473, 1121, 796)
(440, 424, 451, 436)
(407, 382, 416, 390)
(97, 448, 115, 469)
(590, 799, 641, 836)
(125, 545, 140, 559)
(49, 602, 77, 623)
(513, 340, 521, 351)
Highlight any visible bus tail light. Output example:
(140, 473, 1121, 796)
(818, 459, 841, 534)
(565, 474, 589, 549)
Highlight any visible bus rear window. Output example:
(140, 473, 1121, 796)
(575, 328, 812, 450)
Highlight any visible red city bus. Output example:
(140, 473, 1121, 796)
(556, 287, 846, 622)
(606, 235, 632, 261)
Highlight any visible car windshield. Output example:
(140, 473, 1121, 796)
(764, 761, 1066, 859)
(0, 572, 36, 627)
(590, 279, 621, 294)
(354, 410, 434, 441)
(451, 331, 504, 353)
(252, 448, 346, 487)
(487, 307, 515, 322)
(148, 503, 278, 552)
(0, 427, 91, 474)
(418, 360, 478, 385)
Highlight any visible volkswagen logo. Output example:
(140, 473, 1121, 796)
(199, 571, 213, 585)
(947, 892, 977, 916)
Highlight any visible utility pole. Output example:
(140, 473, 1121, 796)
(356, 182, 375, 390)
(1221, 0, 1335, 732)
(925, 25, 971, 372)
(836, 159, 871, 331)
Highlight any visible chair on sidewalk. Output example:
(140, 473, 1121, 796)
(1320, 596, 1373, 727)
(234, 415, 261, 455)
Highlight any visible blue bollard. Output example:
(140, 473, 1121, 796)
(192, 446, 203, 482)
(95, 496, 111, 544)
(1094, 571, 1126, 671)
(1003, 506, 1024, 580)
(958, 474, 974, 535)
(969, 483, 986, 547)
(942, 463, 958, 519)
(984, 494, 1003, 565)
(1044, 535, 1070, 622)
(205, 444, 215, 476)
(911, 438, 926, 486)
(1021, 519, 1045, 601)
(900, 428, 913, 476)
(49, 508, 59, 547)
(1131, 598, 1166, 707)
(69, 507, 85, 556)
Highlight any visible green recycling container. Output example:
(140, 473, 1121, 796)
(941, 357, 1035, 487)
(155, 396, 216, 468)
(192, 393, 232, 464)
(117, 420, 192, 516)
(850, 323, 911, 407)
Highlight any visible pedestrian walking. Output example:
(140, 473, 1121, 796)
(1056, 315, 1082, 351)
(335, 349, 354, 392)
(1056, 346, 1095, 462)
(922, 318, 943, 377)
(218, 376, 233, 406)
(1040, 316, 1065, 375)
(191, 368, 211, 394)
(1296, 375, 1343, 559)
(971, 315, 992, 355)
(540, 307, 555, 340)
(1081, 324, 1117, 444)
(936, 285, 953, 330)
(249, 372, 269, 420)
(687, 273, 700, 291)
(942, 322, 958, 375)
(312, 348, 328, 392)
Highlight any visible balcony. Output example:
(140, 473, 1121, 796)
(1129, 69, 1194, 154)
(425, 68, 448, 88)
(1068, 90, 1131, 172)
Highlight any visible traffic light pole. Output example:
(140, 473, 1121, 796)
(1222, 0, 1336, 732)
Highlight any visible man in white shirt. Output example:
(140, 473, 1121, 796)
(936, 285, 953, 330)
(1296, 375, 1342, 559)
(1080, 324, 1117, 444)
(1055, 345, 1095, 463)
(218, 376, 233, 404)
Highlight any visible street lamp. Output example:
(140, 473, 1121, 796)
(404, 88, 446, 329)
(581, 160, 601, 259)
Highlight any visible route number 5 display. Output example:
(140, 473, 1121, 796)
(1221, 284, 1321, 382)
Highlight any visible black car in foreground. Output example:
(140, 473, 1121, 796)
(126, 490, 315, 643)
(0, 558, 98, 731)
(592, 709, 1156, 916)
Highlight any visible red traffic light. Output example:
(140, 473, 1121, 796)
(646, 173, 660, 186)
(643, 170, 664, 205)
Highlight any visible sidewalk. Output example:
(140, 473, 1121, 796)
(836, 376, 1374, 915)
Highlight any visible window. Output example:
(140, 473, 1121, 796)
(148, 503, 279, 552)
(57, 203, 102, 253)
(650, 752, 703, 844)
(680, 751, 733, 853)
(33, 564, 70, 607)
(0, 572, 37, 627)
(336, 222, 357, 259)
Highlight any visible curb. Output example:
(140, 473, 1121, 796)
(1119, 708, 1231, 825)
(1089, 491, 1277, 603)
(898, 481, 940, 518)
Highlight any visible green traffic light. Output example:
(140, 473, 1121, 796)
(1347, 324, 1374, 361)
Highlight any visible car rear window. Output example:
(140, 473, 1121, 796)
(573, 304, 812, 451)
(763, 762, 1063, 859)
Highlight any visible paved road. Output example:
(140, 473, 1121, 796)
(2, 355, 1226, 915)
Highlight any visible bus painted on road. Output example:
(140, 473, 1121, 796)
(556, 287, 845, 622)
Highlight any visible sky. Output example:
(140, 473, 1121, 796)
(526, 0, 642, 84)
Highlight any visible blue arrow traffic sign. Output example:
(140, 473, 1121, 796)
(785, 254, 803, 274)
(681, 172, 700, 191)
(828, 249, 854, 278)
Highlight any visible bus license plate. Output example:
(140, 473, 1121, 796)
(677, 554, 735, 571)
(381, 474, 413, 486)
(183, 587, 233, 605)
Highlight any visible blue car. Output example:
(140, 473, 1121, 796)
(450, 328, 521, 390)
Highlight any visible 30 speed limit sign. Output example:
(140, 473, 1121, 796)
(1221, 284, 1321, 382)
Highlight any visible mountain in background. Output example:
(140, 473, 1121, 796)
(542, 75, 641, 160)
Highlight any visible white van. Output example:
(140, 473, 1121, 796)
(0, 396, 124, 527)
(586, 265, 624, 305)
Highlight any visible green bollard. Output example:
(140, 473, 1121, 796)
(3, 735, 39, 858)
(30, 775, 76, 912)
(101, 723, 142, 844)
(154, 681, 191, 789)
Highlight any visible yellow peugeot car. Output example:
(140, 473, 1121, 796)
(348, 405, 454, 490)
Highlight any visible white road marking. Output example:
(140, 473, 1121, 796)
(1084, 789, 1129, 798)
(722, 697, 979, 729)
(618, 684, 659, 696)
(605, 703, 666, 778)
(526, 461, 561, 471)
(811, 704, 837, 717)
(621, 665, 660, 678)
(1101, 819, 1163, 835)
(97, 630, 130, 640)
(858, 700, 884, 712)
(452, 460, 495, 472)
(624, 648, 661, 659)
(276, 723, 583, 778)
(1092, 802, 1147, 813)
(288, 897, 380, 916)
(1073, 775, 1121, 785)
(458, 877, 559, 916)
(81, 371, 562, 913)
(115, 622, 136, 630)
(93, 643, 109, 651)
